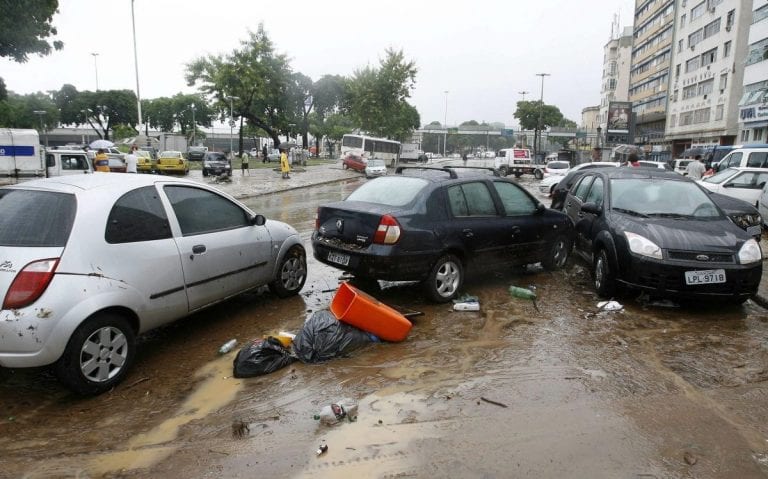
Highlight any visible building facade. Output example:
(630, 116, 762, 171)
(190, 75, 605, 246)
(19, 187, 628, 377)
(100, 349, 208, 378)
(666, 0, 752, 156)
(737, 0, 768, 143)
(629, 0, 676, 148)
(598, 26, 634, 131)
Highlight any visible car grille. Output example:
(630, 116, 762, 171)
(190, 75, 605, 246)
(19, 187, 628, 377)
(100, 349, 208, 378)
(666, 250, 735, 263)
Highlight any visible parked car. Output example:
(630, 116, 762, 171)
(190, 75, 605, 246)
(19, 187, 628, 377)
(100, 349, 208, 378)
(312, 166, 573, 302)
(636, 160, 673, 171)
(265, 149, 281, 163)
(715, 146, 768, 172)
(249, 148, 261, 159)
(0, 174, 307, 394)
(202, 151, 232, 177)
(543, 160, 570, 178)
(156, 150, 189, 175)
(540, 161, 619, 207)
(708, 191, 763, 239)
(698, 167, 768, 208)
(563, 168, 762, 303)
(136, 149, 155, 173)
(187, 146, 208, 161)
(364, 158, 387, 178)
(107, 157, 127, 173)
(673, 158, 692, 175)
(342, 154, 367, 173)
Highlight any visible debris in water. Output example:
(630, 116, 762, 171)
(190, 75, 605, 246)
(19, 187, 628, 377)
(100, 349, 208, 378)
(597, 300, 623, 311)
(232, 419, 250, 439)
(480, 397, 508, 408)
(683, 451, 697, 465)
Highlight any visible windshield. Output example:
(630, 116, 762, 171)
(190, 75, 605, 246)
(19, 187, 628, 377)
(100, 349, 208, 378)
(346, 176, 427, 206)
(701, 168, 737, 184)
(367, 159, 385, 167)
(610, 178, 720, 218)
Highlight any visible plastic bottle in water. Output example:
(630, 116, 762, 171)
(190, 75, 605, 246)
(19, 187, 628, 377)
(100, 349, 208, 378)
(509, 286, 537, 300)
(314, 399, 358, 425)
(218, 339, 238, 354)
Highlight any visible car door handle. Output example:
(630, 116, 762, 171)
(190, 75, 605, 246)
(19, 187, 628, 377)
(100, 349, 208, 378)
(192, 244, 207, 255)
(510, 226, 520, 235)
(462, 229, 474, 238)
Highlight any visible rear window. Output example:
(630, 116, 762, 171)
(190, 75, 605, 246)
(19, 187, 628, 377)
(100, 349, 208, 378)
(0, 189, 76, 246)
(547, 161, 569, 169)
(346, 176, 427, 207)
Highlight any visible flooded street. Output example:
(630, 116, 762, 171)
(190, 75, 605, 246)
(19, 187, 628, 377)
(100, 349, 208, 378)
(3, 171, 768, 478)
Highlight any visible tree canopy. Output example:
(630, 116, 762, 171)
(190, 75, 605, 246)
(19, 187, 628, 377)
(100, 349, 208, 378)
(0, 0, 63, 63)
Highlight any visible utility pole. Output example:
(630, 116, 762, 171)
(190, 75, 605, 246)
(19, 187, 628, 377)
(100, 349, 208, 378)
(535, 73, 550, 160)
(443, 90, 449, 157)
(33, 110, 47, 148)
(226, 96, 240, 158)
(190, 104, 196, 145)
(91, 53, 100, 91)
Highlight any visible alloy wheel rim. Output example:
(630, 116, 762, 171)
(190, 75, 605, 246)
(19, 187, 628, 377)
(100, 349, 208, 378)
(79, 326, 128, 383)
(435, 261, 460, 297)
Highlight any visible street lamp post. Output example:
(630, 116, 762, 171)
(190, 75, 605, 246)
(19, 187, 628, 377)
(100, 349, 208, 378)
(130, 0, 143, 135)
(33, 110, 47, 148)
(225, 96, 239, 158)
(518, 90, 529, 102)
(91, 53, 99, 91)
(443, 90, 449, 157)
(535, 73, 550, 160)
(190, 104, 196, 145)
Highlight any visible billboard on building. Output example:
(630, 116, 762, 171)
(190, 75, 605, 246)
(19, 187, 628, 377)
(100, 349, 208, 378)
(607, 101, 631, 134)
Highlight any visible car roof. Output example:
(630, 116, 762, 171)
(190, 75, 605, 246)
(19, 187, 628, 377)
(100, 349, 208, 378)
(4, 172, 202, 194)
(572, 161, 619, 170)
(590, 168, 684, 180)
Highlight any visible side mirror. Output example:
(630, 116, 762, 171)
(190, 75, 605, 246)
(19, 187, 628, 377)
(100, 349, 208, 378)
(535, 203, 546, 214)
(251, 214, 266, 226)
(581, 202, 602, 215)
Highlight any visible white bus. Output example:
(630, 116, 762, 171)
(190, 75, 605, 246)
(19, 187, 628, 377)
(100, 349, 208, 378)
(341, 134, 401, 163)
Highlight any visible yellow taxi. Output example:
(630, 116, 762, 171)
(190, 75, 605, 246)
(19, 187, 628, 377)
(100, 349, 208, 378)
(136, 150, 155, 173)
(155, 150, 189, 175)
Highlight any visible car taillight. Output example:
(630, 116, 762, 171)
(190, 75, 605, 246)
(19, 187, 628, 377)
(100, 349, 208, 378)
(3, 258, 60, 309)
(373, 215, 401, 245)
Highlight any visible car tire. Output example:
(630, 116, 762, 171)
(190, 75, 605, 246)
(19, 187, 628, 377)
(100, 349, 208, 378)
(550, 184, 557, 196)
(514, 172, 523, 178)
(594, 249, 616, 298)
(423, 254, 463, 303)
(498, 166, 509, 177)
(202, 169, 209, 177)
(54, 313, 136, 396)
(342, 163, 348, 170)
(268, 245, 307, 298)
(534, 169, 544, 180)
(542, 234, 571, 271)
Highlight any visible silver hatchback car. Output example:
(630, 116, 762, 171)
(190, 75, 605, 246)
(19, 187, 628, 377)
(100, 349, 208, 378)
(0, 174, 307, 394)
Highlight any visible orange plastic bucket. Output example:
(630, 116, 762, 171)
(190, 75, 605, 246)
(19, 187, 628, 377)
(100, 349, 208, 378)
(330, 282, 412, 342)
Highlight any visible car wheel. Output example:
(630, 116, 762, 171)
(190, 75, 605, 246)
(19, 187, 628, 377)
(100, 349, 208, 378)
(54, 313, 136, 395)
(268, 245, 307, 298)
(593, 249, 616, 298)
(423, 254, 463, 303)
(534, 169, 544, 180)
(542, 234, 571, 271)
(498, 166, 509, 177)
(550, 184, 557, 196)
(342, 163, 348, 170)
(514, 172, 523, 178)
(202, 169, 209, 177)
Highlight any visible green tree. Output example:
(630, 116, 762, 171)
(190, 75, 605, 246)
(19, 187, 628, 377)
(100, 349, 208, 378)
(0, 0, 63, 63)
(309, 74, 348, 156)
(54, 86, 138, 140)
(346, 48, 420, 141)
(514, 101, 565, 130)
(0, 90, 58, 129)
(185, 25, 293, 149)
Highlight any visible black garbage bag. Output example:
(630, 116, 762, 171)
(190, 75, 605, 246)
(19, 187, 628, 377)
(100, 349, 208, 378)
(232, 337, 296, 378)
(293, 310, 374, 363)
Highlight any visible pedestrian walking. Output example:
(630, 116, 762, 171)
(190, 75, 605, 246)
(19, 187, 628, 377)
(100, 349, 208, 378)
(288, 147, 295, 166)
(125, 145, 138, 173)
(626, 153, 641, 167)
(280, 149, 291, 179)
(686, 154, 706, 179)
(262, 144, 268, 163)
(241, 152, 249, 175)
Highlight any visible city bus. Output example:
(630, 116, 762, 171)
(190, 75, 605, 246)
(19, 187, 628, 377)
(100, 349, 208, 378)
(340, 134, 401, 163)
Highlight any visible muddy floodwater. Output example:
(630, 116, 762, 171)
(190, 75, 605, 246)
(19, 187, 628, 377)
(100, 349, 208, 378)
(2, 173, 768, 478)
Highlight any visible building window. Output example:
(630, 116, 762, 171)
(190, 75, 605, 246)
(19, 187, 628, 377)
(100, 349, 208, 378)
(680, 112, 694, 126)
(691, 2, 706, 20)
(703, 18, 721, 39)
(698, 78, 715, 96)
(675, 64, 681, 77)
(683, 84, 698, 99)
(755, 4, 768, 24)
(719, 73, 728, 91)
(755, 128, 765, 141)
(741, 130, 750, 142)
(689, 29, 703, 48)
(724, 41, 732, 57)
(715, 104, 724, 120)
(670, 114, 677, 127)
(678, 39, 683, 53)
(701, 48, 718, 67)
(681, 13, 687, 27)
(746, 37, 768, 66)
(686, 56, 701, 73)
(694, 107, 711, 123)
(726, 9, 735, 29)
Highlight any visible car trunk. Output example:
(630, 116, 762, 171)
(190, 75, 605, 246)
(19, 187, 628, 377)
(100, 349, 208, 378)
(316, 202, 395, 247)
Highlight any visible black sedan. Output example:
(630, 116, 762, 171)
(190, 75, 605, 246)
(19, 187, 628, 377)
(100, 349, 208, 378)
(202, 152, 232, 177)
(312, 166, 573, 302)
(563, 168, 762, 304)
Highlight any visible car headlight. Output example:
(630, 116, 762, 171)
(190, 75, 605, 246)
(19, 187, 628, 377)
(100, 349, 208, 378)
(738, 238, 762, 264)
(625, 231, 662, 259)
(729, 213, 762, 229)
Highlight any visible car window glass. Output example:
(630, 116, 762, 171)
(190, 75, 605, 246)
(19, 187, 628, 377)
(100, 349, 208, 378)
(572, 175, 594, 201)
(584, 177, 604, 205)
(494, 181, 536, 215)
(0, 190, 75, 246)
(346, 176, 426, 206)
(447, 182, 496, 217)
(106, 186, 172, 243)
(724, 152, 742, 168)
(164, 185, 250, 236)
(746, 152, 768, 168)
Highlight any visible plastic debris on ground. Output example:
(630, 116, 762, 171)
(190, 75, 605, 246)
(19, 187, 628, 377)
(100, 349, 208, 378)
(314, 398, 358, 425)
(330, 282, 412, 342)
(509, 285, 539, 311)
(597, 300, 623, 311)
(232, 337, 296, 378)
(452, 293, 480, 311)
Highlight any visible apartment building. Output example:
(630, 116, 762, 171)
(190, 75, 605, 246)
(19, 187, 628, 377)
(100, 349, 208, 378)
(737, 1, 768, 143)
(666, 0, 752, 155)
(598, 26, 634, 131)
(629, 0, 676, 147)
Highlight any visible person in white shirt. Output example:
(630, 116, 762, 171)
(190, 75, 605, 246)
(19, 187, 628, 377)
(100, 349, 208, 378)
(124, 145, 139, 173)
(685, 154, 706, 179)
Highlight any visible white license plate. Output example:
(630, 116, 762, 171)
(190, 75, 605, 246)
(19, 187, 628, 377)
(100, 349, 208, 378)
(327, 252, 350, 266)
(685, 269, 726, 285)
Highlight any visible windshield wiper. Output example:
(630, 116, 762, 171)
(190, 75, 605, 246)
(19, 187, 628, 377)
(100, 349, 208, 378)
(612, 207, 649, 218)
(645, 213, 692, 219)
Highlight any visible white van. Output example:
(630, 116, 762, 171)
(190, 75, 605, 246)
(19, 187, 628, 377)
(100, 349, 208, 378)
(716, 148, 768, 171)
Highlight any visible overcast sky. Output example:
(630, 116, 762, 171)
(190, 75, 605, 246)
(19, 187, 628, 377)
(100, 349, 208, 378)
(3, 0, 634, 129)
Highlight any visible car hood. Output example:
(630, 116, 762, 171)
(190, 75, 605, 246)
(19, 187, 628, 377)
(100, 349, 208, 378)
(610, 212, 748, 251)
